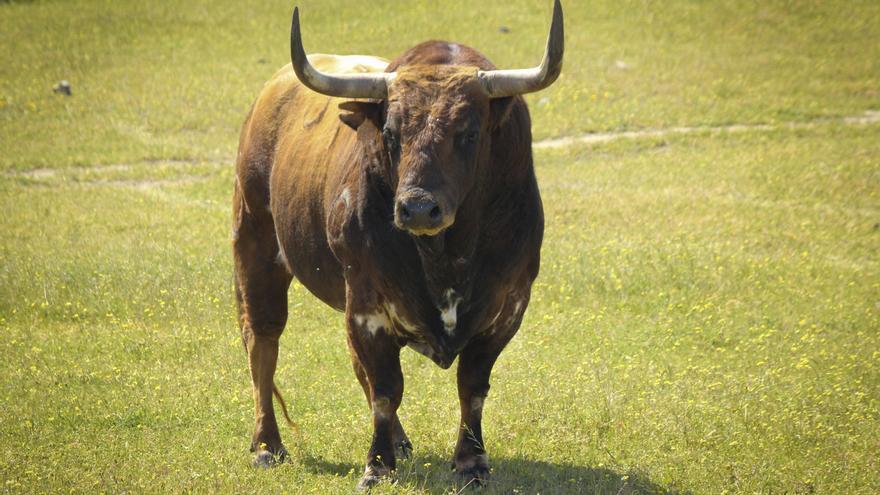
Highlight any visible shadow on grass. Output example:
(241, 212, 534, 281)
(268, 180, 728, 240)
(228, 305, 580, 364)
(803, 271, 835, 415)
(299, 453, 689, 494)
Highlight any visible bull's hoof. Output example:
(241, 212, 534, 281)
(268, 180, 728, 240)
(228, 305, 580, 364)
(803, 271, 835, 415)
(356, 474, 381, 491)
(356, 466, 393, 491)
(395, 439, 413, 460)
(454, 466, 490, 488)
(453, 453, 490, 488)
(252, 446, 288, 468)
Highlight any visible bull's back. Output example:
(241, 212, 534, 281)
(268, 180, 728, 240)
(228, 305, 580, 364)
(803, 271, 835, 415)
(236, 54, 389, 311)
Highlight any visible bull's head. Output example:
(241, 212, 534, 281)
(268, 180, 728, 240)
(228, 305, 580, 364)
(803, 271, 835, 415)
(289, 1, 564, 236)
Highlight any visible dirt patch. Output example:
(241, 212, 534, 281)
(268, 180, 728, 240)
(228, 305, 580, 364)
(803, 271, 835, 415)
(534, 111, 880, 149)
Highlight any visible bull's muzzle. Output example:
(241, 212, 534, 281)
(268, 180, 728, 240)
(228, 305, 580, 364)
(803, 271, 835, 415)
(395, 189, 453, 236)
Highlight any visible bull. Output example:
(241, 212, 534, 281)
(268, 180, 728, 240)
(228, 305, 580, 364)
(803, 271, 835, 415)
(232, 1, 563, 488)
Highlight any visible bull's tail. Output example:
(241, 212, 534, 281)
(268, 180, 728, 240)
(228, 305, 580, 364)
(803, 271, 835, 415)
(273, 383, 300, 436)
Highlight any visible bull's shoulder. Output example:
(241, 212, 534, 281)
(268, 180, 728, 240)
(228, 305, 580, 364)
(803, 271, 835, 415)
(325, 171, 395, 265)
(240, 54, 388, 159)
(236, 55, 388, 216)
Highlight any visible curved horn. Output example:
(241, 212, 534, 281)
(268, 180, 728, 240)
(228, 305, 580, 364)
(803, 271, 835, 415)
(290, 7, 393, 99)
(478, 0, 564, 98)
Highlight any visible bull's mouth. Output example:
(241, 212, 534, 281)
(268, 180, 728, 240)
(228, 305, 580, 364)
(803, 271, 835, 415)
(394, 212, 455, 237)
(398, 223, 450, 237)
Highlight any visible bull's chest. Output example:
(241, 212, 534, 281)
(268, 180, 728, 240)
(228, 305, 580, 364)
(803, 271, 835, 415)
(330, 187, 526, 367)
(348, 283, 467, 368)
(347, 272, 526, 369)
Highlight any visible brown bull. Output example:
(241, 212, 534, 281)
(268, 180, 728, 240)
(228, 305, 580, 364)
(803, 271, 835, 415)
(232, 1, 563, 489)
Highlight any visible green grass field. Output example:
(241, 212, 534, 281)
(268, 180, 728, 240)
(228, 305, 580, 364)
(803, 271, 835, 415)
(1, 0, 878, 493)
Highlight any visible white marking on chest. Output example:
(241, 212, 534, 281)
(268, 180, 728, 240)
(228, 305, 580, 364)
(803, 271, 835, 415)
(513, 300, 524, 316)
(338, 187, 351, 209)
(386, 303, 417, 332)
(488, 307, 504, 328)
(353, 311, 390, 336)
(507, 298, 527, 327)
(439, 289, 462, 334)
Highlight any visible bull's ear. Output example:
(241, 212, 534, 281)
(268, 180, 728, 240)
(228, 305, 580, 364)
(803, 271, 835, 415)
(339, 101, 383, 130)
(490, 97, 516, 130)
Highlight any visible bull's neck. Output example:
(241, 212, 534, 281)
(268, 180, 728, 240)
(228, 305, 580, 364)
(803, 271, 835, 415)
(412, 232, 469, 306)
(411, 188, 485, 311)
(360, 141, 489, 312)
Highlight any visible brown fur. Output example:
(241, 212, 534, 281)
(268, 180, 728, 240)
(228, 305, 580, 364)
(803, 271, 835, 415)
(233, 42, 543, 487)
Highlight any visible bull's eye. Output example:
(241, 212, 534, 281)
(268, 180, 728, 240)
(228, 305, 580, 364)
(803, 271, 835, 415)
(458, 129, 479, 149)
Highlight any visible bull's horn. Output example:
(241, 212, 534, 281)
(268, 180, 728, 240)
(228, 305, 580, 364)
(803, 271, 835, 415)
(478, 0, 564, 98)
(290, 7, 393, 99)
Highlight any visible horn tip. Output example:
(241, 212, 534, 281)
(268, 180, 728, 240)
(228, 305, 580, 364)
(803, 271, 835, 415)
(290, 5, 306, 73)
(551, 0, 564, 52)
(291, 6, 303, 47)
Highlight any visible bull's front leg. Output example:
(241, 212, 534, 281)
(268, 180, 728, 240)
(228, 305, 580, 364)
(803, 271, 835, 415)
(349, 345, 414, 460)
(452, 325, 518, 486)
(346, 308, 404, 490)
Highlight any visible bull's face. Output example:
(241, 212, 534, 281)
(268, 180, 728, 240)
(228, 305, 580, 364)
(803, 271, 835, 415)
(288, 0, 563, 235)
(384, 67, 494, 236)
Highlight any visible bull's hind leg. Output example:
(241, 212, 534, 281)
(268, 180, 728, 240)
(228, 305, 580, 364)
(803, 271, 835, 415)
(233, 186, 293, 467)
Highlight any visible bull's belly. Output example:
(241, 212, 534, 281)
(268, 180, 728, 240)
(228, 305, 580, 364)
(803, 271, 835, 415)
(280, 232, 346, 312)
(271, 167, 348, 311)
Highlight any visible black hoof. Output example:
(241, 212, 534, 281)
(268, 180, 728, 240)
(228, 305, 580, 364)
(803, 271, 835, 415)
(252, 446, 288, 468)
(454, 466, 490, 488)
(453, 454, 490, 489)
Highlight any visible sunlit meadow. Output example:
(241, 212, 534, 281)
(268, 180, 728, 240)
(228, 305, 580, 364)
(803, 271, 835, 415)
(1, 0, 878, 493)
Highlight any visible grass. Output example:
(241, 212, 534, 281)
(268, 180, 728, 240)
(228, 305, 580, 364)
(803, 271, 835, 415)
(1, 0, 879, 493)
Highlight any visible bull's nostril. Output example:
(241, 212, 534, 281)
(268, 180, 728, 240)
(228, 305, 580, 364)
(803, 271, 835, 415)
(397, 195, 444, 231)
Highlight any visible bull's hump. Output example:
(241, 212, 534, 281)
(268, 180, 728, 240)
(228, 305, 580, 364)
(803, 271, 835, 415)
(306, 54, 389, 75)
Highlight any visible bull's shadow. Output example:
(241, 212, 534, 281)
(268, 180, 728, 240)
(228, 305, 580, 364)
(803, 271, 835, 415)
(300, 452, 689, 494)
